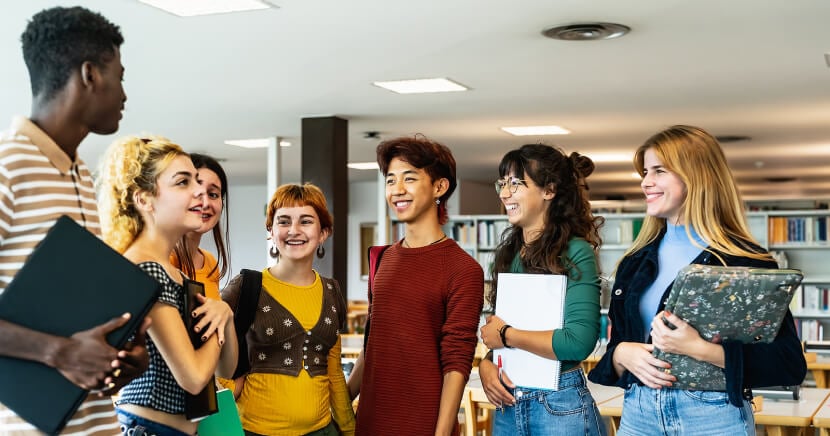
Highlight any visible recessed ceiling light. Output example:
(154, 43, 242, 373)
(500, 125, 571, 136)
(372, 78, 468, 94)
(225, 138, 269, 148)
(136, 0, 275, 17)
(586, 153, 632, 163)
(348, 162, 380, 170)
(278, 140, 291, 147)
(542, 22, 630, 41)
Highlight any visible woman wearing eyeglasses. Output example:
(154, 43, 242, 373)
(479, 144, 606, 435)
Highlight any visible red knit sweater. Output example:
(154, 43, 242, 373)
(356, 239, 483, 435)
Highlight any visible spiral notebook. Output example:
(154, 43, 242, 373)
(0, 215, 161, 434)
(494, 273, 567, 390)
(653, 264, 802, 391)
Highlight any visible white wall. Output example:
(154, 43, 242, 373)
(203, 184, 269, 288)
(347, 180, 379, 301)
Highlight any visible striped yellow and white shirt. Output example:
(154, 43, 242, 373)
(0, 117, 119, 435)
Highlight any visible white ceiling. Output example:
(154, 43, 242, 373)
(2, 0, 830, 201)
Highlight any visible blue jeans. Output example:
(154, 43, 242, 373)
(493, 368, 606, 436)
(116, 409, 193, 436)
(617, 384, 755, 436)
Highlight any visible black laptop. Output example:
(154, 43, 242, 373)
(0, 215, 161, 434)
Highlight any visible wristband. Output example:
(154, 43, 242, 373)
(498, 324, 513, 349)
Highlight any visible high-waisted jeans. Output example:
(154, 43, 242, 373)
(617, 384, 755, 436)
(492, 368, 607, 436)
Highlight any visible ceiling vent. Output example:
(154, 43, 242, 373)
(715, 135, 751, 143)
(542, 23, 630, 41)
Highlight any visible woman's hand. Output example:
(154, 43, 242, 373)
(612, 342, 676, 389)
(651, 311, 724, 367)
(480, 315, 507, 349)
(479, 357, 515, 408)
(192, 294, 233, 346)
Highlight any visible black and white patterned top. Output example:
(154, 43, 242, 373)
(115, 261, 187, 414)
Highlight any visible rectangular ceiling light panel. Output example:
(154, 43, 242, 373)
(372, 78, 468, 94)
(137, 0, 274, 17)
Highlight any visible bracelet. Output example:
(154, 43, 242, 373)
(499, 324, 513, 349)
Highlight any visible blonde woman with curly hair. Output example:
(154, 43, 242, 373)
(97, 136, 238, 436)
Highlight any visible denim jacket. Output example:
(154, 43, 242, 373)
(587, 229, 807, 405)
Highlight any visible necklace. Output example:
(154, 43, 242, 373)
(402, 234, 447, 248)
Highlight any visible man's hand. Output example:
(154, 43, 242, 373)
(52, 313, 131, 390)
(99, 316, 151, 396)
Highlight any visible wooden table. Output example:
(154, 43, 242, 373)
(340, 333, 364, 357)
(598, 388, 830, 436)
(811, 389, 830, 436)
(755, 388, 830, 436)
(809, 355, 830, 389)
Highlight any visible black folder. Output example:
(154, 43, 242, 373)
(182, 278, 218, 421)
(0, 215, 161, 434)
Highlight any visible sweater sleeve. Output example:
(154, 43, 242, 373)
(551, 239, 602, 362)
(440, 255, 484, 379)
(327, 336, 356, 435)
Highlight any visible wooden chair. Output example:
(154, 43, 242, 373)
(459, 389, 493, 436)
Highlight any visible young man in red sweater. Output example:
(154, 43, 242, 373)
(350, 135, 483, 436)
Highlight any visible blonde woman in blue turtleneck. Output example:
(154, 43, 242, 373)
(588, 125, 806, 436)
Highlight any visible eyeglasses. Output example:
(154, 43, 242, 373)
(494, 177, 527, 194)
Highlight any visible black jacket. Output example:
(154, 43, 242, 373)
(587, 230, 807, 405)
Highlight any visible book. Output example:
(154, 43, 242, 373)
(494, 273, 567, 390)
(182, 278, 218, 421)
(0, 215, 160, 434)
(653, 264, 803, 391)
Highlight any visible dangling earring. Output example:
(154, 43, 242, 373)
(435, 198, 441, 205)
(316, 244, 325, 259)
(269, 244, 279, 258)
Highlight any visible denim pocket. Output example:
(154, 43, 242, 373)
(681, 389, 729, 404)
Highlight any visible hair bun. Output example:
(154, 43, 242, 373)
(569, 152, 595, 178)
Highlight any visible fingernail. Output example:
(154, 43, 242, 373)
(122, 313, 131, 318)
(192, 311, 198, 317)
(219, 340, 224, 346)
(194, 326, 200, 333)
(202, 336, 208, 342)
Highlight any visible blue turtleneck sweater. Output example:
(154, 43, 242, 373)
(639, 223, 707, 340)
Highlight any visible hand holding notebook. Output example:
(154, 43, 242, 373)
(651, 264, 803, 390)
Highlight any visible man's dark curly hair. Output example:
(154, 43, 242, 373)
(21, 6, 123, 100)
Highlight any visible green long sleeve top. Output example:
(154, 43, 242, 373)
(509, 237, 601, 371)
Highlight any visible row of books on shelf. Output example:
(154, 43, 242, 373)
(610, 218, 643, 245)
(797, 319, 825, 342)
(768, 216, 829, 245)
(790, 285, 830, 313)
(446, 220, 511, 248)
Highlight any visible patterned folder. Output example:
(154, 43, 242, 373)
(652, 264, 803, 391)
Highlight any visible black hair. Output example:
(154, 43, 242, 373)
(21, 6, 123, 100)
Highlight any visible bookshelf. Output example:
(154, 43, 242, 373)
(388, 215, 510, 281)
(599, 206, 830, 342)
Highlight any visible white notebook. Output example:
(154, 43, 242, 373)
(493, 273, 567, 390)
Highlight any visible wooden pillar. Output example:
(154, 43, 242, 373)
(301, 116, 348, 287)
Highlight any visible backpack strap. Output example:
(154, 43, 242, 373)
(364, 245, 390, 349)
(232, 268, 263, 379)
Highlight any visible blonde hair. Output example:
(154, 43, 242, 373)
(623, 125, 771, 263)
(96, 136, 188, 254)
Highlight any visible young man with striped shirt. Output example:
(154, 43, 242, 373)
(0, 7, 150, 435)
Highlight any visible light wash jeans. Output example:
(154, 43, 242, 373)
(493, 368, 607, 436)
(617, 384, 755, 436)
(115, 409, 192, 436)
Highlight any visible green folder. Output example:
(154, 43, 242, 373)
(198, 389, 244, 436)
